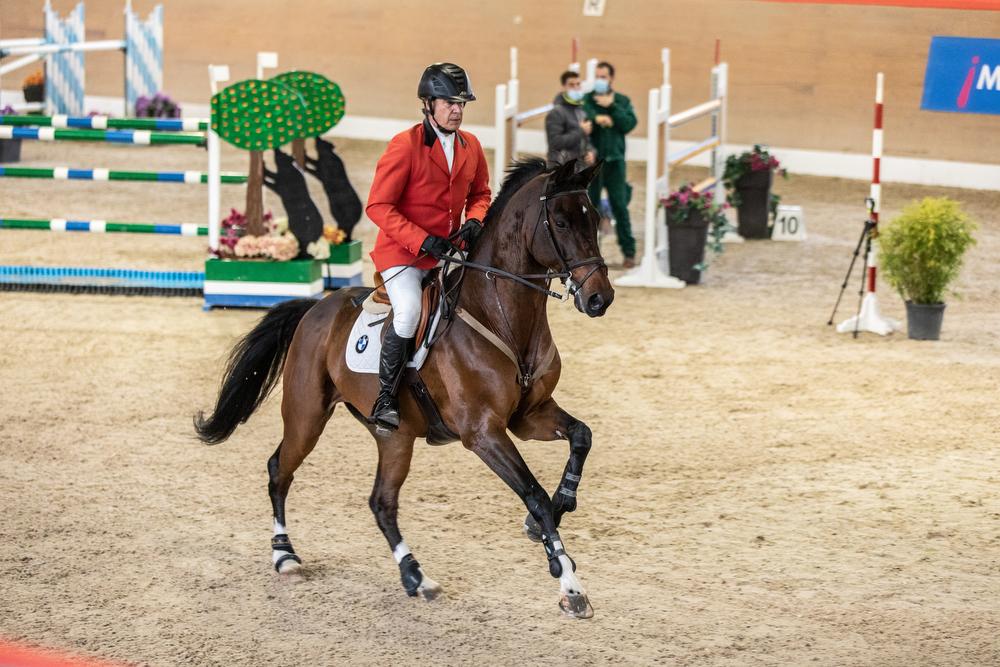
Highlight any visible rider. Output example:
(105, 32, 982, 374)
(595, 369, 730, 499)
(365, 63, 492, 430)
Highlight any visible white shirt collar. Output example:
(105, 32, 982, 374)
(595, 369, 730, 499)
(432, 124, 455, 171)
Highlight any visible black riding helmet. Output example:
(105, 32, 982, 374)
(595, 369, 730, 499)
(417, 63, 476, 103)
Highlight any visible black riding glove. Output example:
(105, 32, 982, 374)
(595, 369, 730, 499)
(420, 234, 454, 259)
(457, 218, 484, 249)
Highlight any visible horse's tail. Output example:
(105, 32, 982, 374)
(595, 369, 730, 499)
(194, 298, 317, 445)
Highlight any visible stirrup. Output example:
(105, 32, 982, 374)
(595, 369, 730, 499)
(369, 394, 400, 430)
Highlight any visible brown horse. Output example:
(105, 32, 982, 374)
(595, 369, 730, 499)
(194, 158, 614, 618)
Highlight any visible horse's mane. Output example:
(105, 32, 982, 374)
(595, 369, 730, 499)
(483, 157, 552, 226)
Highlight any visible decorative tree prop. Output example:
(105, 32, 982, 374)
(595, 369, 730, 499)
(305, 137, 363, 240)
(211, 79, 308, 237)
(263, 148, 325, 256)
(269, 71, 345, 167)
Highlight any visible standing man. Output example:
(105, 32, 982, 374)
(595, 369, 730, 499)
(585, 61, 638, 268)
(545, 70, 596, 168)
(365, 63, 491, 430)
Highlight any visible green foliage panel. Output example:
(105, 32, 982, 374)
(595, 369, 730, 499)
(211, 80, 308, 151)
(270, 71, 346, 138)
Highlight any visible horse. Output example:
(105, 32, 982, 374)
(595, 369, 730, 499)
(194, 157, 615, 618)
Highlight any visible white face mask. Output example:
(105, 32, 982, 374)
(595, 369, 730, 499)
(566, 89, 584, 102)
(592, 79, 610, 94)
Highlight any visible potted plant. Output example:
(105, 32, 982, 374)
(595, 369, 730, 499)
(662, 184, 732, 285)
(0, 106, 21, 163)
(879, 197, 977, 341)
(722, 144, 788, 239)
(22, 71, 45, 103)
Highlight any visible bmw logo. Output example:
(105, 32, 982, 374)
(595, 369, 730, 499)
(355, 335, 369, 353)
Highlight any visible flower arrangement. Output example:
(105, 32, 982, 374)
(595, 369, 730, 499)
(213, 209, 299, 260)
(235, 234, 299, 261)
(662, 183, 732, 256)
(722, 144, 788, 216)
(135, 92, 181, 118)
(323, 225, 347, 245)
(0, 105, 15, 116)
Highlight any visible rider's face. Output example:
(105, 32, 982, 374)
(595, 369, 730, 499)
(431, 98, 464, 131)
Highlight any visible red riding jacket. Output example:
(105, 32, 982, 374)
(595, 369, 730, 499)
(366, 119, 491, 272)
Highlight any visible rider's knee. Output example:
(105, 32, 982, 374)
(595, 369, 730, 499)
(392, 303, 421, 338)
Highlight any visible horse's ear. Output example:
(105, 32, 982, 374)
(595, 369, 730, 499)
(569, 159, 603, 188)
(552, 159, 578, 186)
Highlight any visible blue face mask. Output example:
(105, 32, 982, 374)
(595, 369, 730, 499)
(592, 79, 610, 94)
(566, 89, 584, 102)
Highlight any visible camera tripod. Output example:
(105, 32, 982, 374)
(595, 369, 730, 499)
(827, 198, 899, 337)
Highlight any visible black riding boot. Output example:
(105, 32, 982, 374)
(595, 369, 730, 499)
(370, 323, 413, 430)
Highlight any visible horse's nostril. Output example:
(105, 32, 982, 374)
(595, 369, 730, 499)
(587, 293, 605, 312)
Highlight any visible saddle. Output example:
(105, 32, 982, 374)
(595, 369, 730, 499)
(362, 270, 442, 349)
(355, 269, 456, 445)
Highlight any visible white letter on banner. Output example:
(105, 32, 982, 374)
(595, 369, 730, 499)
(977, 65, 1000, 91)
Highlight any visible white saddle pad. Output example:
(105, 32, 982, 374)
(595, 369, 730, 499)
(345, 305, 442, 374)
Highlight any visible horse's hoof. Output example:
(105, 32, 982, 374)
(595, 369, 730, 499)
(559, 593, 594, 619)
(276, 558, 302, 576)
(416, 575, 443, 601)
(522, 514, 543, 543)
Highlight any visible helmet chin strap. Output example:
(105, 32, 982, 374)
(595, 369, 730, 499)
(423, 99, 456, 135)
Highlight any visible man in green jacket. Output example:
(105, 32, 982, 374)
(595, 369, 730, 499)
(585, 61, 638, 267)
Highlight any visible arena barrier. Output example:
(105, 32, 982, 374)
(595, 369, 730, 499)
(616, 48, 729, 289)
(493, 46, 597, 193)
(0, 2, 163, 115)
(0, 265, 204, 296)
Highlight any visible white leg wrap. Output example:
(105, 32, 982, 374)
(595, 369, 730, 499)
(393, 541, 412, 564)
(558, 555, 585, 595)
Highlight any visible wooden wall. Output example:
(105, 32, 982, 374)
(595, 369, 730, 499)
(4, 0, 999, 162)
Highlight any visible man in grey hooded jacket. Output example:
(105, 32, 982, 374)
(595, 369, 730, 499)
(545, 70, 596, 168)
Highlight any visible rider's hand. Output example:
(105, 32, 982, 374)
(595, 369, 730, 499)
(457, 218, 483, 249)
(420, 235, 455, 259)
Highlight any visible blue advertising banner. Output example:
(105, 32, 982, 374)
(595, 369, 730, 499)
(922, 37, 1000, 115)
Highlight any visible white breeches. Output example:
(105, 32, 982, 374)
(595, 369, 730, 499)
(381, 265, 429, 338)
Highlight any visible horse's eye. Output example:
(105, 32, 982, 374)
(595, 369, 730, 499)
(554, 218, 568, 229)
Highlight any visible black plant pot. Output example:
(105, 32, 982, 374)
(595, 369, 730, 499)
(735, 168, 773, 239)
(667, 210, 709, 285)
(905, 301, 945, 340)
(0, 138, 22, 163)
(23, 84, 44, 103)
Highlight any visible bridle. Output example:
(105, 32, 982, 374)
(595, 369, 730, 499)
(532, 184, 607, 302)
(441, 178, 607, 302)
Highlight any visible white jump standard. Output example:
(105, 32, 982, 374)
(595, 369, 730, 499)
(616, 48, 729, 289)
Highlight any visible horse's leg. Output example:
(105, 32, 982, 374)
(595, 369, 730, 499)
(509, 399, 592, 542)
(267, 368, 336, 574)
(369, 430, 443, 600)
(466, 426, 593, 618)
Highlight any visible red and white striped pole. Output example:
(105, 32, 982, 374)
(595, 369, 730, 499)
(837, 72, 900, 336)
(869, 72, 884, 294)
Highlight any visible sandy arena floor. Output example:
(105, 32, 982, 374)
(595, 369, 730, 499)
(1, 137, 998, 666)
